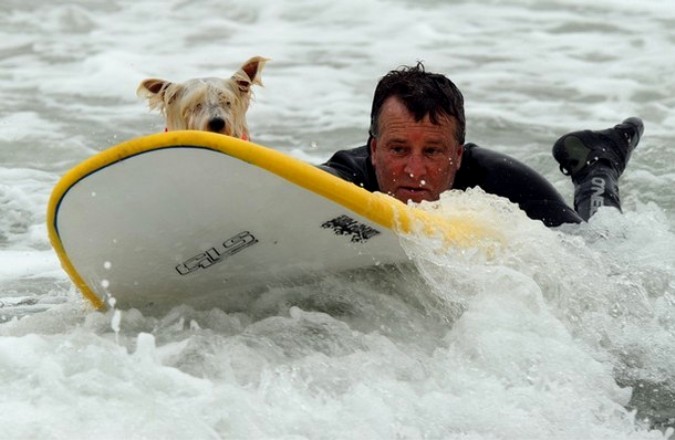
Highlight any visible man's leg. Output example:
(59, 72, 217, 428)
(552, 117, 644, 221)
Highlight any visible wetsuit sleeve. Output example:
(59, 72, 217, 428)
(454, 145, 582, 227)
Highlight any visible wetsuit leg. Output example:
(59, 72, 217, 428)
(571, 166, 621, 220)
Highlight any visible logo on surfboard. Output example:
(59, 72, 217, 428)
(176, 231, 258, 275)
(321, 215, 380, 243)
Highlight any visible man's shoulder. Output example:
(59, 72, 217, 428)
(320, 145, 379, 191)
(456, 143, 529, 185)
(454, 143, 485, 189)
(332, 145, 370, 158)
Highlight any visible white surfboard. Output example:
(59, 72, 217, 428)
(47, 131, 489, 313)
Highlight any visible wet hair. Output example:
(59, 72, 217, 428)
(368, 62, 466, 145)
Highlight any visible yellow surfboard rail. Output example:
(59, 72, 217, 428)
(47, 131, 498, 309)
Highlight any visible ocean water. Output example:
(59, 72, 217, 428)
(1, 0, 674, 438)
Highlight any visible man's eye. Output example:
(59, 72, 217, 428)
(390, 146, 407, 155)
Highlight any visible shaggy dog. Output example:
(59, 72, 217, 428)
(137, 56, 267, 140)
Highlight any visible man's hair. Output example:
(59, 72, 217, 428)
(369, 62, 465, 145)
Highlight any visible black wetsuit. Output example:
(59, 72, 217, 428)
(320, 143, 582, 227)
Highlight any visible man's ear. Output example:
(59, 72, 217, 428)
(455, 143, 464, 167)
(232, 56, 269, 94)
(369, 136, 377, 166)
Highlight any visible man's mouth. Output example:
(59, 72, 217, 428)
(394, 186, 430, 203)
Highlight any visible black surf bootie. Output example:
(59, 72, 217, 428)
(553, 117, 643, 182)
(552, 117, 644, 220)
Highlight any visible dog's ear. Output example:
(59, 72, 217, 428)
(137, 79, 181, 112)
(137, 78, 172, 98)
(232, 56, 268, 93)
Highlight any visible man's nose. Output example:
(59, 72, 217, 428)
(403, 154, 426, 178)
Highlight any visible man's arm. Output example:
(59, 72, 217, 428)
(455, 144, 583, 227)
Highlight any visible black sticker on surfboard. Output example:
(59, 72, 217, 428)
(176, 231, 258, 275)
(321, 215, 380, 243)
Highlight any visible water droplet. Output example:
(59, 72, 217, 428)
(111, 309, 121, 334)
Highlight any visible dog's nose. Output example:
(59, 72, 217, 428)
(208, 117, 226, 132)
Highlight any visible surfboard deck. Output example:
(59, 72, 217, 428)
(47, 131, 485, 314)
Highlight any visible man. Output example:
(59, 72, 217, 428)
(319, 63, 643, 227)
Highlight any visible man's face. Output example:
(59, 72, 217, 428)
(370, 96, 463, 203)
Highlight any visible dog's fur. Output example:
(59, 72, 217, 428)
(137, 56, 267, 139)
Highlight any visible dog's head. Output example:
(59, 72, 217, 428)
(137, 56, 267, 139)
